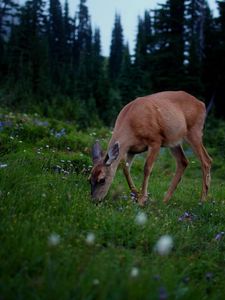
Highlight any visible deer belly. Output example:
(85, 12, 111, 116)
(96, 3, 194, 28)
(128, 144, 148, 154)
(161, 125, 186, 148)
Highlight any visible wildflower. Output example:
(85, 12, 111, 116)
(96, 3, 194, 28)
(93, 279, 100, 285)
(159, 286, 168, 300)
(33, 119, 49, 127)
(48, 233, 60, 246)
(0, 163, 8, 169)
(205, 272, 213, 281)
(131, 191, 137, 201)
(215, 231, 224, 241)
(154, 235, 173, 255)
(135, 212, 147, 225)
(130, 267, 139, 278)
(86, 232, 95, 245)
(178, 211, 197, 222)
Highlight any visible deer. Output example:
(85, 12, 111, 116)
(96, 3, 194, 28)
(90, 91, 212, 206)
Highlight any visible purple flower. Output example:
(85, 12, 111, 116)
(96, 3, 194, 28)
(178, 211, 197, 222)
(215, 231, 224, 241)
(159, 287, 168, 300)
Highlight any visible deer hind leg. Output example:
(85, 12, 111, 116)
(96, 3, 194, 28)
(122, 153, 138, 196)
(138, 145, 160, 206)
(186, 132, 212, 201)
(163, 145, 189, 203)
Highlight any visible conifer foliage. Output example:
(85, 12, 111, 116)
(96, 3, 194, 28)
(0, 0, 225, 126)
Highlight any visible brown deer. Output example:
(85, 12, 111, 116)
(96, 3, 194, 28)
(90, 91, 212, 206)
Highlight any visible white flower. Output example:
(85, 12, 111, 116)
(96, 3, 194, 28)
(48, 233, 61, 246)
(130, 267, 139, 277)
(154, 235, 173, 255)
(93, 279, 100, 285)
(86, 232, 95, 245)
(0, 163, 8, 169)
(135, 212, 147, 225)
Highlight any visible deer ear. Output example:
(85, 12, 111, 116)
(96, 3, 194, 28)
(105, 141, 120, 166)
(92, 141, 102, 164)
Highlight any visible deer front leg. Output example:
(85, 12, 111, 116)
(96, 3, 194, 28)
(138, 145, 160, 206)
(122, 153, 139, 198)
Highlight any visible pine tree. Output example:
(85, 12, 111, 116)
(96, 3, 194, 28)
(212, 0, 225, 117)
(108, 13, 124, 83)
(0, 0, 18, 39)
(152, 0, 185, 91)
(63, 0, 73, 61)
(119, 43, 134, 104)
(185, 0, 207, 95)
(201, 4, 216, 105)
(75, 0, 93, 101)
(48, 0, 65, 87)
(0, 0, 19, 80)
(134, 10, 154, 95)
(6, 0, 49, 100)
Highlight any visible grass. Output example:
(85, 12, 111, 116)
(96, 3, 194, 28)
(1, 111, 225, 299)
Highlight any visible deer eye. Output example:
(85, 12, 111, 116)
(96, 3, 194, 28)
(98, 178, 106, 185)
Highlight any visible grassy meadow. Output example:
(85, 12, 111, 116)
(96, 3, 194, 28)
(1, 110, 225, 300)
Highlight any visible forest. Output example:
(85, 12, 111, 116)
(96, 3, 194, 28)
(0, 0, 225, 128)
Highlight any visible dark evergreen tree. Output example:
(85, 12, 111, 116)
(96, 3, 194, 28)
(201, 5, 217, 105)
(119, 43, 134, 104)
(6, 0, 49, 100)
(134, 10, 154, 95)
(63, 0, 73, 61)
(152, 0, 185, 91)
(48, 0, 65, 88)
(212, 0, 225, 117)
(108, 13, 124, 83)
(75, 0, 93, 102)
(185, 0, 207, 95)
(0, 0, 18, 39)
(92, 28, 104, 110)
(0, 0, 18, 80)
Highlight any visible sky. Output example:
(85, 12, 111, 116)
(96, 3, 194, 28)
(67, 0, 218, 56)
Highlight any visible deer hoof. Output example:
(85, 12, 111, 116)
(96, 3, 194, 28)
(163, 198, 169, 204)
(138, 195, 148, 206)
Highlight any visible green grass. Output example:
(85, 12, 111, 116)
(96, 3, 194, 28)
(1, 111, 225, 299)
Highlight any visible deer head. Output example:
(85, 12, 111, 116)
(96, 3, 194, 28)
(90, 140, 120, 201)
